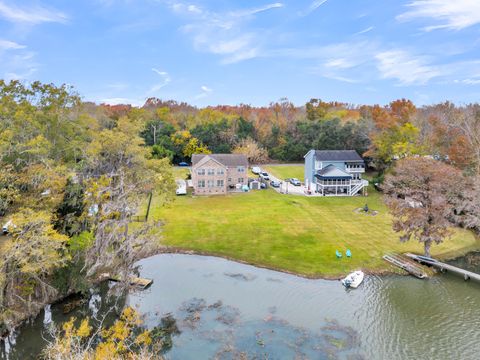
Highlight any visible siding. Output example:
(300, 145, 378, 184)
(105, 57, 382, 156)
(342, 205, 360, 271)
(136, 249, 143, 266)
(304, 150, 315, 187)
(319, 161, 347, 171)
(191, 159, 227, 195)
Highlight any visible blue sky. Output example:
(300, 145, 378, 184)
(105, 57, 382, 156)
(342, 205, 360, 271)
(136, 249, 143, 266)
(0, 0, 479, 106)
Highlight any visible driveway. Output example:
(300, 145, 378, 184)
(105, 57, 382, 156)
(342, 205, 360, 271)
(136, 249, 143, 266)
(266, 173, 307, 196)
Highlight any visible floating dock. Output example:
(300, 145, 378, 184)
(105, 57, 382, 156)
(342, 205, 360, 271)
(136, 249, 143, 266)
(383, 254, 428, 279)
(405, 253, 480, 282)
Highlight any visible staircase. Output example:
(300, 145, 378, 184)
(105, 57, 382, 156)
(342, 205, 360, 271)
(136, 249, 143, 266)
(349, 180, 368, 196)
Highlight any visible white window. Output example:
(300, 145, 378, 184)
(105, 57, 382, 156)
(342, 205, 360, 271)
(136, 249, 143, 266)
(238, 178, 244, 183)
(207, 168, 215, 175)
(198, 180, 205, 188)
(217, 168, 224, 175)
(197, 169, 205, 175)
(237, 166, 245, 173)
(228, 178, 232, 182)
(207, 180, 214, 188)
(217, 180, 224, 187)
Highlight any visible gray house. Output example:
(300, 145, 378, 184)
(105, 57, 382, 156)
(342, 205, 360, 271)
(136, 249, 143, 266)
(304, 150, 368, 196)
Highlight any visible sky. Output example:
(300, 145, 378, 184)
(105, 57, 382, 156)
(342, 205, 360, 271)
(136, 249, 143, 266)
(0, 0, 480, 107)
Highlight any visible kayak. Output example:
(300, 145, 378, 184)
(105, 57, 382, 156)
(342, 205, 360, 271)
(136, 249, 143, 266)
(341, 270, 364, 289)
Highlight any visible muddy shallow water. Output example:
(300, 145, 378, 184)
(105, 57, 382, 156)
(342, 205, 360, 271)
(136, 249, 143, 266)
(2, 253, 480, 359)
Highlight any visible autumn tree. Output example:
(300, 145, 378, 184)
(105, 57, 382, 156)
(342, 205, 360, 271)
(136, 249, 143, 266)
(365, 100, 422, 171)
(382, 157, 462, 257)
(305, 98, 331, 121)
(232, 138, 269, 164)
(82, 117, 175, 278)
(43, 307, 177, 359)
(449, 175, 480, 234)
(0, 210, 69, 319)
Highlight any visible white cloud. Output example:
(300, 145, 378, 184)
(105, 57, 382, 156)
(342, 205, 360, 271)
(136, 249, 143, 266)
(106, 82, 129, 91)
(375, 50, 441, 85)
(169, 2, 283, 64)
(230, 3, 284, 17)
(0, 41, 37, 81)
(194, 85, 213, 100)
(187, 4, 202, 14)
(299, 0, 328, 16)
(454, 78, 480, 85)
(149, 68, 171, 93)
(0, 1, 68, 24)
(397, 0, 480, 31)
(0, 39, 25, 50)
(355, 26, 374, 35)
(208, 35, 254, 55)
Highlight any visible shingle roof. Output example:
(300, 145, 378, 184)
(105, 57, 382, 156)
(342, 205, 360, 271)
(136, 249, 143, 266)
(315, 164, 352, 179)
(192, 154, 248, 167)
(314, 150, 363, 162)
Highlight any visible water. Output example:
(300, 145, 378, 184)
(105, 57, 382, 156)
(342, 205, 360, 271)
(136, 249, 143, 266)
(2, 253, 480, 359)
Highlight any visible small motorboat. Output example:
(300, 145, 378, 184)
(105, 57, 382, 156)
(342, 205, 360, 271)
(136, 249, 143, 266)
(341, 270, 364, 289)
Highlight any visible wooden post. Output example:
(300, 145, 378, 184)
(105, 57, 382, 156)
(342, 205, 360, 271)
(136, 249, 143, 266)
(145, 192, 153, 221)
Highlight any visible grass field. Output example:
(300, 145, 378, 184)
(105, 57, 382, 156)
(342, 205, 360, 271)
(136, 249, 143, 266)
(263, 165, 304, 181)
(150, 183, 479, 277)
(173, 166, 190, 179)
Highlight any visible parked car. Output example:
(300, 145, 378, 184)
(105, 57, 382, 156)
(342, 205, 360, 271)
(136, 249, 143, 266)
(251, 166, 261, 174)
(270, 180, 281, 188)
(2, 220, 13, 235)
(175, 179, 187, 195)
(260, 172, 270, 180)
(289, 178, 301, 186)
(178, 162, 189, 167)
(260, 183, 267, 189)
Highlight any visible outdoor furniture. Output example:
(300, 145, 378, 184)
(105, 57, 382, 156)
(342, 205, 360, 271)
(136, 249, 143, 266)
(336, 250, 342, 258)
(346, 249, 352, 258)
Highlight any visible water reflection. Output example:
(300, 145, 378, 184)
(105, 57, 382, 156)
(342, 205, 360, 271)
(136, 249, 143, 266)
(2, 253, 480, 360)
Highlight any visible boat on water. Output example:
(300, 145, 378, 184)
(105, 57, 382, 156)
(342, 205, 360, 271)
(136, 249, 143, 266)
(341, 270, 364, 288)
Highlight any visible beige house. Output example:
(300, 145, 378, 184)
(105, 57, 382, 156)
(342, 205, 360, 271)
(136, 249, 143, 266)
(191, 154, 248, 195)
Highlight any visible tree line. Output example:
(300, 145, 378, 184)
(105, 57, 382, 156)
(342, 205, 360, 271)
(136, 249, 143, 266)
(1, 79, 480, 347)
(0, 80, 175, 336)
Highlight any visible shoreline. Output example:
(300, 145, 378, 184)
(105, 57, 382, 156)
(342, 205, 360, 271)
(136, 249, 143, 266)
(154, 246, 416, 280)
(2, 245, 477, 340)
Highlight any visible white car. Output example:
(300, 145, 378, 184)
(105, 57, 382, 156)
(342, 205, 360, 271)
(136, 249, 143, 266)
(176, 180, 187, 195)
(251, 166, 261, 174)
(259, 172, 270, 181)
(289, 178, 301, 186)
(2, 220, 13, 235)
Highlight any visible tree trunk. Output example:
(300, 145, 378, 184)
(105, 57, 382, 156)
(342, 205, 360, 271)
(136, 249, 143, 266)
(424, 241, 432, 257)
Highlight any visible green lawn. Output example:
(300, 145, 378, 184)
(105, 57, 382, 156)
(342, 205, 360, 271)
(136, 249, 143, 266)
(263, 165, 304, 182)
(173, 166, 190, 180)
(150, 187, 479, 277)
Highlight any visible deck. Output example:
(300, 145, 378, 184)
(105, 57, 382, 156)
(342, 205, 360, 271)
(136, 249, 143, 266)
(405, 253, 480, 282)
(383, 254, 428, 279)
(100, 273, 153, 289)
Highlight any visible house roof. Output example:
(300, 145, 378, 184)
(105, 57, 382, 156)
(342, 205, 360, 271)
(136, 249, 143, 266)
(315, 164, 353, 179)
(193, 154, 226, 169)
(192, 154, 248, 168)
(313, 150, 363, 162)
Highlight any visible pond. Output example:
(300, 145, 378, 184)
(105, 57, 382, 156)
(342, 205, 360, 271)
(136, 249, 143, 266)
(2, 253, 480, 359)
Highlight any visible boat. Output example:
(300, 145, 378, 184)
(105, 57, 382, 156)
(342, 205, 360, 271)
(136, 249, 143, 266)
(341, 270, 364, 288)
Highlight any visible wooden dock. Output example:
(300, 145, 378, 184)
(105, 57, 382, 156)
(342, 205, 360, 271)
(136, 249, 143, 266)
(405, 253, 480, 282)
(383, 254, 428, 279)
(100, 273, 153, 289)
